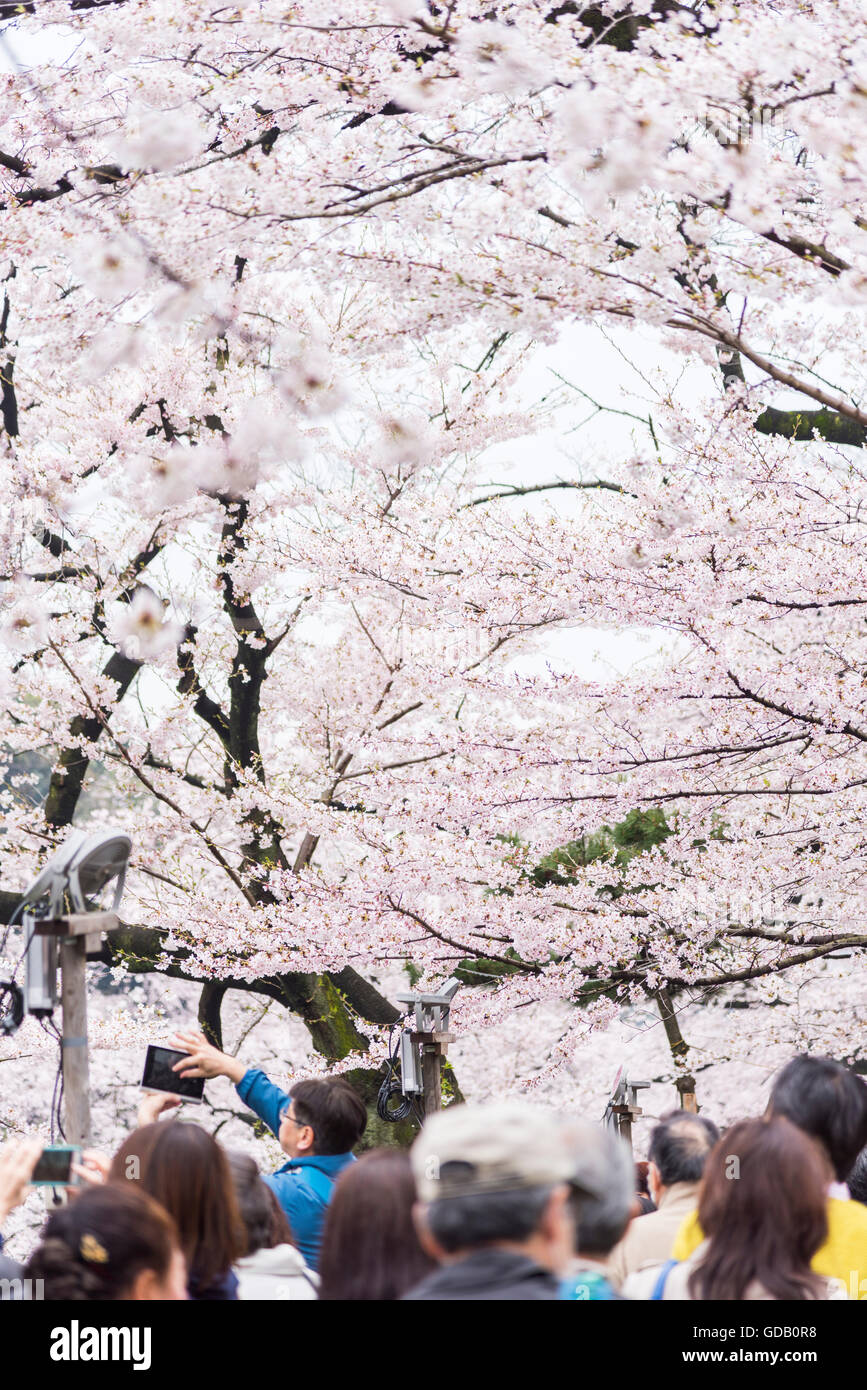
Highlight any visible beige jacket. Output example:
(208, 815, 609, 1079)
(608, 1182, 700, 1290)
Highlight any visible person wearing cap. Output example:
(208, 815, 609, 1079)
(559, 1122, 636, 1301)
(404, 1100, 581, 1301)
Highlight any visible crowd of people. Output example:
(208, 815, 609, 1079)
(1, 1040, 866, 1301)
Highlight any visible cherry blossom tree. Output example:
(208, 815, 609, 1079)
(1, 0, 866, 1109)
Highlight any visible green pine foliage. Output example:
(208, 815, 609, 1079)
(531, 807, 673, 890)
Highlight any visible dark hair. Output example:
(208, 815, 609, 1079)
(424, 1184, 553, 1254)
(648, 1110, 720, 1186)
(23, 1185, 178, 1301)
(227, 1150, 293, 1256)
(110, 1122, 245, 1289)
(290, 1077, 367, 1156)
(635, 1160, 651, 1197)
(634, 1161, 656, 1212)
(769, 1055, 867, 1182)
(318, 1149, 435, 1300)
(849, 1147, 867, 1205)
(689, 1116, 828, 1301)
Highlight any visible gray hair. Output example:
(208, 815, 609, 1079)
(568, 1123, 635, 1256)
(648, 1110, 719, 1187)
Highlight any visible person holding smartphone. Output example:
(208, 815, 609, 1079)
(171, 1030, 367, 1271)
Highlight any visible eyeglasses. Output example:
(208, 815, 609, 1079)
(279, 1106, 308, 1128)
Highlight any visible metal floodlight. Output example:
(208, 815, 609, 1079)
(427, 976, 462, 1006)
(20, 829, 132, 919)
(20, 830, 132, 1019)
(603, 1062, 650, 1139)
(66, 830, 132, 913)
(396, 975, 461, 1035)
(19, 830, 89, 920)
(391, 977, 461, 1105)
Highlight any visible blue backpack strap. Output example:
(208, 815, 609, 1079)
(649, 1260, 678, 1301)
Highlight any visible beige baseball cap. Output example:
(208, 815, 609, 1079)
(411, 1100, 592, 1203)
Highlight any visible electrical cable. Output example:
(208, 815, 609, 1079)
(376, 1023, 416, 1124)
(8, 902, 52, 988)
(0, 897, 24, 959)
(0, 901, 28, 1037)
(10, 918, 38, 985)
(0, 978, 24, 1036)
(41, 1017, 65, 1143)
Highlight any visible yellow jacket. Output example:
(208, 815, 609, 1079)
(672, 1198, 867, 1300)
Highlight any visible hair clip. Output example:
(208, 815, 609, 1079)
(80, 1233, 109, 1264)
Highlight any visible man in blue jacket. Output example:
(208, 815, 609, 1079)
(171, 1030, 366, 1270)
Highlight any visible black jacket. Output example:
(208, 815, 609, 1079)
(402, 1248, 560, 1301)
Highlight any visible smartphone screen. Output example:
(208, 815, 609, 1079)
(31, 1146, 81, 1185)
(141, 1045, 205, 1102)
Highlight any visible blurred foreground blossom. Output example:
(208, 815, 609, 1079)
(0, 597, 48, 653)
(113, 104, 209, 172)
(70, 235, 148, 300)
(111, 587, 183, 660)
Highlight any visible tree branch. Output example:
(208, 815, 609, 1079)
(465, 479, 627, 507)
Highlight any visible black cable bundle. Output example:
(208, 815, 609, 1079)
(0, 900, 28, 1036)
(376, 1025, 416, 1123)
(0, 979, 24, 1036)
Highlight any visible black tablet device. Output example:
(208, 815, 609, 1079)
(141, 1045, 205, 1102)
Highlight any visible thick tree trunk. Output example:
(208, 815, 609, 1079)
(654, 987, 697, 1110)
(198, 980, 229, 1049)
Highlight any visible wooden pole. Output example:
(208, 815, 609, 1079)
(618, 1111, 633, 1150)
(60, 935, 90, 1146)
(421, 1042, 442, 1117)
(677, 1081, 698, 1113)
(413, 1029, 454, 1118)
(32, 913, 119, 1145)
